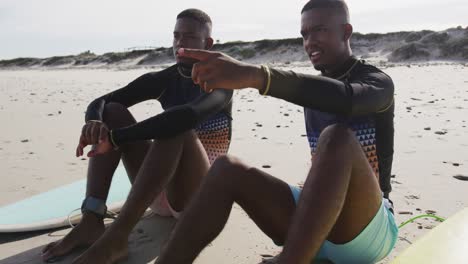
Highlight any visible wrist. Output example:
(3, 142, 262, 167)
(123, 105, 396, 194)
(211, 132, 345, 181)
(108, 130, 119, 150)
(86, 119, 103, 124)
(250, 65, 271, 95)
(245, 64, 265, 90)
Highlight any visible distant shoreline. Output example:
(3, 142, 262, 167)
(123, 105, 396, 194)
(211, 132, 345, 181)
(1, 26, 467, 69)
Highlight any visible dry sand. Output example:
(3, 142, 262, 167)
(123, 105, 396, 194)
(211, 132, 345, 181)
(0, 62, 467, 263)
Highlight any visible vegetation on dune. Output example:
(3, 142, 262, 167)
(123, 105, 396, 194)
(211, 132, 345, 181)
(1, 27, 467, 68)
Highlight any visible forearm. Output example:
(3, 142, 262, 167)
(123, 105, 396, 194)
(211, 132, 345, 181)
(264, 68, 351, 114)
(111, 106, 197, 146)
(110, 89, 232, 147)
(243, 64, 265, 90)
(256, 67, 394, 116)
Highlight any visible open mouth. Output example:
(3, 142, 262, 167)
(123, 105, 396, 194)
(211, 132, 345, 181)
(310, 51, 322, 60)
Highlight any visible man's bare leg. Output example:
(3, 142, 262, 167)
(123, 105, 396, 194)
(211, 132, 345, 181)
(155, 155, 297, 264)
(156, 124, 382, 264)
(69, 129, 210, 263)
(42, 103, 150, 261)
(278, 124, 382, 264)
(42, 102, 210, 262)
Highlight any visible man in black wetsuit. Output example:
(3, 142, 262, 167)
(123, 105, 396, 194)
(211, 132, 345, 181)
(42, 9, 232, 264)
(155, 1, 398, 264)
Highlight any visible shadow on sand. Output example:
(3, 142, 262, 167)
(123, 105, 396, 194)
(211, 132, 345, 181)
(0, 214, 175, 264)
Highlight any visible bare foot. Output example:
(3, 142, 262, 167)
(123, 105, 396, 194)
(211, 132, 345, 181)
(42, 214, 105, 262)
(71, 233, 129, 264)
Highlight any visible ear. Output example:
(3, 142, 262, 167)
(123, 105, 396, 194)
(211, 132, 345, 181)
(343, 23, 353, 41)
(205, 37, 214, 50)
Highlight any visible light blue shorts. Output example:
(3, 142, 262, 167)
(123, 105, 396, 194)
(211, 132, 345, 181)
(288, 185, 398, 264)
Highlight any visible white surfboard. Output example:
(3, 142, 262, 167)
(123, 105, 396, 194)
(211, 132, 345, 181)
(0, 166, 131, 233)
(392, 207, 468, 263)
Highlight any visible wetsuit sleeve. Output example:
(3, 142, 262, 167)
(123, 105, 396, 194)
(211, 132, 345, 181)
(262, 67, 394, 116)
(110, 89, 232, 146)
(85, 73, 166, 122)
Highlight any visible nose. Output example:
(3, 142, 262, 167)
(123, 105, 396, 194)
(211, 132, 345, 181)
(175, 38, 182, 48)
(174, 36, 183, 48)
(304, 33, 317, 46)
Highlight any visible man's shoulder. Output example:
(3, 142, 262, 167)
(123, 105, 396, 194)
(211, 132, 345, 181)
(141, 64, 178, 79)
(352, 60, 394, 86)
(356, 60, 391, 77)
(126, 64, 178, 88)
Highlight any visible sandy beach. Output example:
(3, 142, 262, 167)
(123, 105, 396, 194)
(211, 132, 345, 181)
(1, 62, 468, 263)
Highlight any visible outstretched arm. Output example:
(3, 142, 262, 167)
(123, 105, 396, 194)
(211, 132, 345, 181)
(179, 48, 394, 116)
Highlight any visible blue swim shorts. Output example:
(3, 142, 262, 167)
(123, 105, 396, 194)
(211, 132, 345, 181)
(287, 185, 398, 264)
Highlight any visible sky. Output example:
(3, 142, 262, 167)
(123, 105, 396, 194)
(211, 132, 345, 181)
(1, 0, 467, 60)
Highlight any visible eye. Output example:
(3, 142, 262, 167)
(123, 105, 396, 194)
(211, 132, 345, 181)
(318, 27, 328, 33)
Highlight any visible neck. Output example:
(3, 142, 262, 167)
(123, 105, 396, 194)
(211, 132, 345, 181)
(322, 49, 353, 76)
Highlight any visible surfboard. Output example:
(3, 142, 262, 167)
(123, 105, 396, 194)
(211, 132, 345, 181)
(392, 207, 468, 263)
(0, 166, 131, 233)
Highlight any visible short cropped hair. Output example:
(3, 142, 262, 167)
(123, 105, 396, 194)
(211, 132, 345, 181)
(301, 0, 350, 23)
(177, 8, 212, 26)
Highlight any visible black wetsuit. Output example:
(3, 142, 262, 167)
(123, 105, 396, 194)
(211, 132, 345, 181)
(85, 64, 233, 163)
(262, 57, 394, 197)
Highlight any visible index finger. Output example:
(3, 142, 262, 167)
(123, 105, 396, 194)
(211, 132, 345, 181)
(76, 135, 87, 157)
(178, 48, 216, 61)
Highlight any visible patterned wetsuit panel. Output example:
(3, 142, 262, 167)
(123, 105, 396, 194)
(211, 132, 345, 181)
(158, 71, 232, 164)
(305, 110, 379, 176)
(195, 113, 231, 164)
(263, 58, 394, 195)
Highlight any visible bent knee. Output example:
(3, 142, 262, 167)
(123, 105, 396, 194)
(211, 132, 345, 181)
(208, 155, 249, 182)
(212, 155, 245, 171)
(102, 103, 136, 129)
(317, 123, 358, 150)
(321, 123, 354, 138)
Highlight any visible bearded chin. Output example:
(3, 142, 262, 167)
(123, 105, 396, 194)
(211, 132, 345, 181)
(313, 63, 326, 72)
